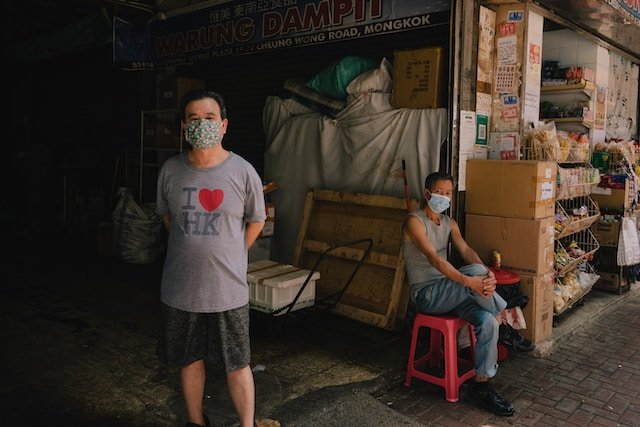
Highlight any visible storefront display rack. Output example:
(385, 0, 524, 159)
(555, 227, 600, 277)
(555, 195, 600, 239)
(553, 261, 599, 325)
(556, 164, 600, 200)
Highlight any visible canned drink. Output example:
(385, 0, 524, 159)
(492, 251, 501, 269)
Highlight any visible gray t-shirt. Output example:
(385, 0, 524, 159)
(402, 209, 451, 287)
(156, 152, 266, 313)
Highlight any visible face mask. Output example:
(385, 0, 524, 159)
(184, 119, 222, 149)
(427, 192, 451, 213)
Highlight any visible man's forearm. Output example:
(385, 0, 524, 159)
(461, 247, 484, 266)
(245, 221, 265, 248)
(428, 255, 472, 287)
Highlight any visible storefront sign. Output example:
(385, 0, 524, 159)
(115, 0, 451, 69)
(495, 64, 518, 93)
(498, 22, 515, 36)
(476, 114, 488, 146)
(613, 0, 640, 19)
(507, 10, 524, 22)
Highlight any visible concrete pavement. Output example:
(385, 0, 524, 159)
(1, 229, 639, 426)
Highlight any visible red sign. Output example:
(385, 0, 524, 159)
(499, 22, 515, 36)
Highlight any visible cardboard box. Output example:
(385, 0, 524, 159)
(261, 203, 275, 237)
(591, 219, 620, 247)
(518, 271, 554, 344)
(591, 180, 631, 211)
(391, 46, 446, 109)
(247, 260, 319, 315)
(158, 76, 205, 109)
(465, 214, 555, 274)
(465, 159, 557, 220)
(593, 246, 618, 272)
(595, 271, 629, 293)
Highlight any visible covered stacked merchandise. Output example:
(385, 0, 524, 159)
(522, 122, 602, 322)
(589, 140, 640, 293)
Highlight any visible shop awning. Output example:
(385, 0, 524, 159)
(534, 0, 640, 60)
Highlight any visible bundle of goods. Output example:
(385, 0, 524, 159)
(541, 61, 594, 85)
(540, 101, 591, 120)
(554, 211, 571, 237)
(598, 173, 628, 190)
(523, 121, 563, 161)
(593, 140, 638, 169)
(556, 166, 600, 200)
(559, 131, 590, 162)
(555, 240, 594, 270)
(553, 264, 600, 313)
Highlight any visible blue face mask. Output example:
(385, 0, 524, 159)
(427, 193, 451, 213)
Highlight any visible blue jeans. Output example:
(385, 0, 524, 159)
(413, 263, 507, 378)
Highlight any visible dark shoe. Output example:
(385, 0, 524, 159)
(185, 414, 210, 427)
(499, 324, 535, 352)
(466, 382, 515, 416)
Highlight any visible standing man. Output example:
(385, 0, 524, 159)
(156, 89, 266, 427)
(401, 171, 515, 417)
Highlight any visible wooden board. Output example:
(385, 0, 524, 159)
(294, 189, 419, 331)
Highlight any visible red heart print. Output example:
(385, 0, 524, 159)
(199, 189, 224, 211)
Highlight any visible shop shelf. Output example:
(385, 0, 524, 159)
(555, 195, 600, 238)
(555, 228, 600, 276)
(540, 80, 595, 95)
(542, 117, 594, 128)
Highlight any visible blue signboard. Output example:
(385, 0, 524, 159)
(114, 0, 451, 69)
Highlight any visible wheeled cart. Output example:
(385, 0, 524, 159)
(247, 238, 373, 335)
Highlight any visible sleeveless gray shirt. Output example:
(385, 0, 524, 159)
(402, 209, 451, 287)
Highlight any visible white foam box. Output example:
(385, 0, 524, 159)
(247, 260, 320, 315)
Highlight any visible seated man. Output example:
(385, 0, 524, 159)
(401, 171, 515, 417)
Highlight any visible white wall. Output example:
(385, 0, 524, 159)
(542, 28, 608, 144)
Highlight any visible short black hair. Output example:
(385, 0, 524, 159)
(179, 89, 227, 121)
(424, 172, 455, 190)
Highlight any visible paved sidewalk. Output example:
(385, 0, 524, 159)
(371, 285, 640, 426)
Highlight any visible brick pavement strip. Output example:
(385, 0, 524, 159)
(376, 289, 640, 426)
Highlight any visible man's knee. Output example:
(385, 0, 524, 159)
(463, 263, 489, 277)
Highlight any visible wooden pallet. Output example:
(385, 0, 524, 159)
(294, 189, 419, 331)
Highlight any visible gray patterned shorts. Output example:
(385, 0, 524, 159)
(157, 303, 251, 372)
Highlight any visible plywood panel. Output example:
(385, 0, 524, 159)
(294, 189, 419, 330)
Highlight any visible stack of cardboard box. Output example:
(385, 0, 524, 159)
(590, 179, 632, 293)
(464, 159, 558, 344)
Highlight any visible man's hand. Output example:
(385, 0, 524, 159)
(464, 270, 497, 298)
(481, 269, 497, 297)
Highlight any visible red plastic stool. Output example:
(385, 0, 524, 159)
(404, 313, 477, 402)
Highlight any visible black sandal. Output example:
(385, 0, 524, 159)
(185, 414, 210, 427)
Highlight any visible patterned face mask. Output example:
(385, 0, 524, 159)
(184, 118, 222, 149)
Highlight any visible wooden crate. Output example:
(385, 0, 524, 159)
(294, 189, 419, 331)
